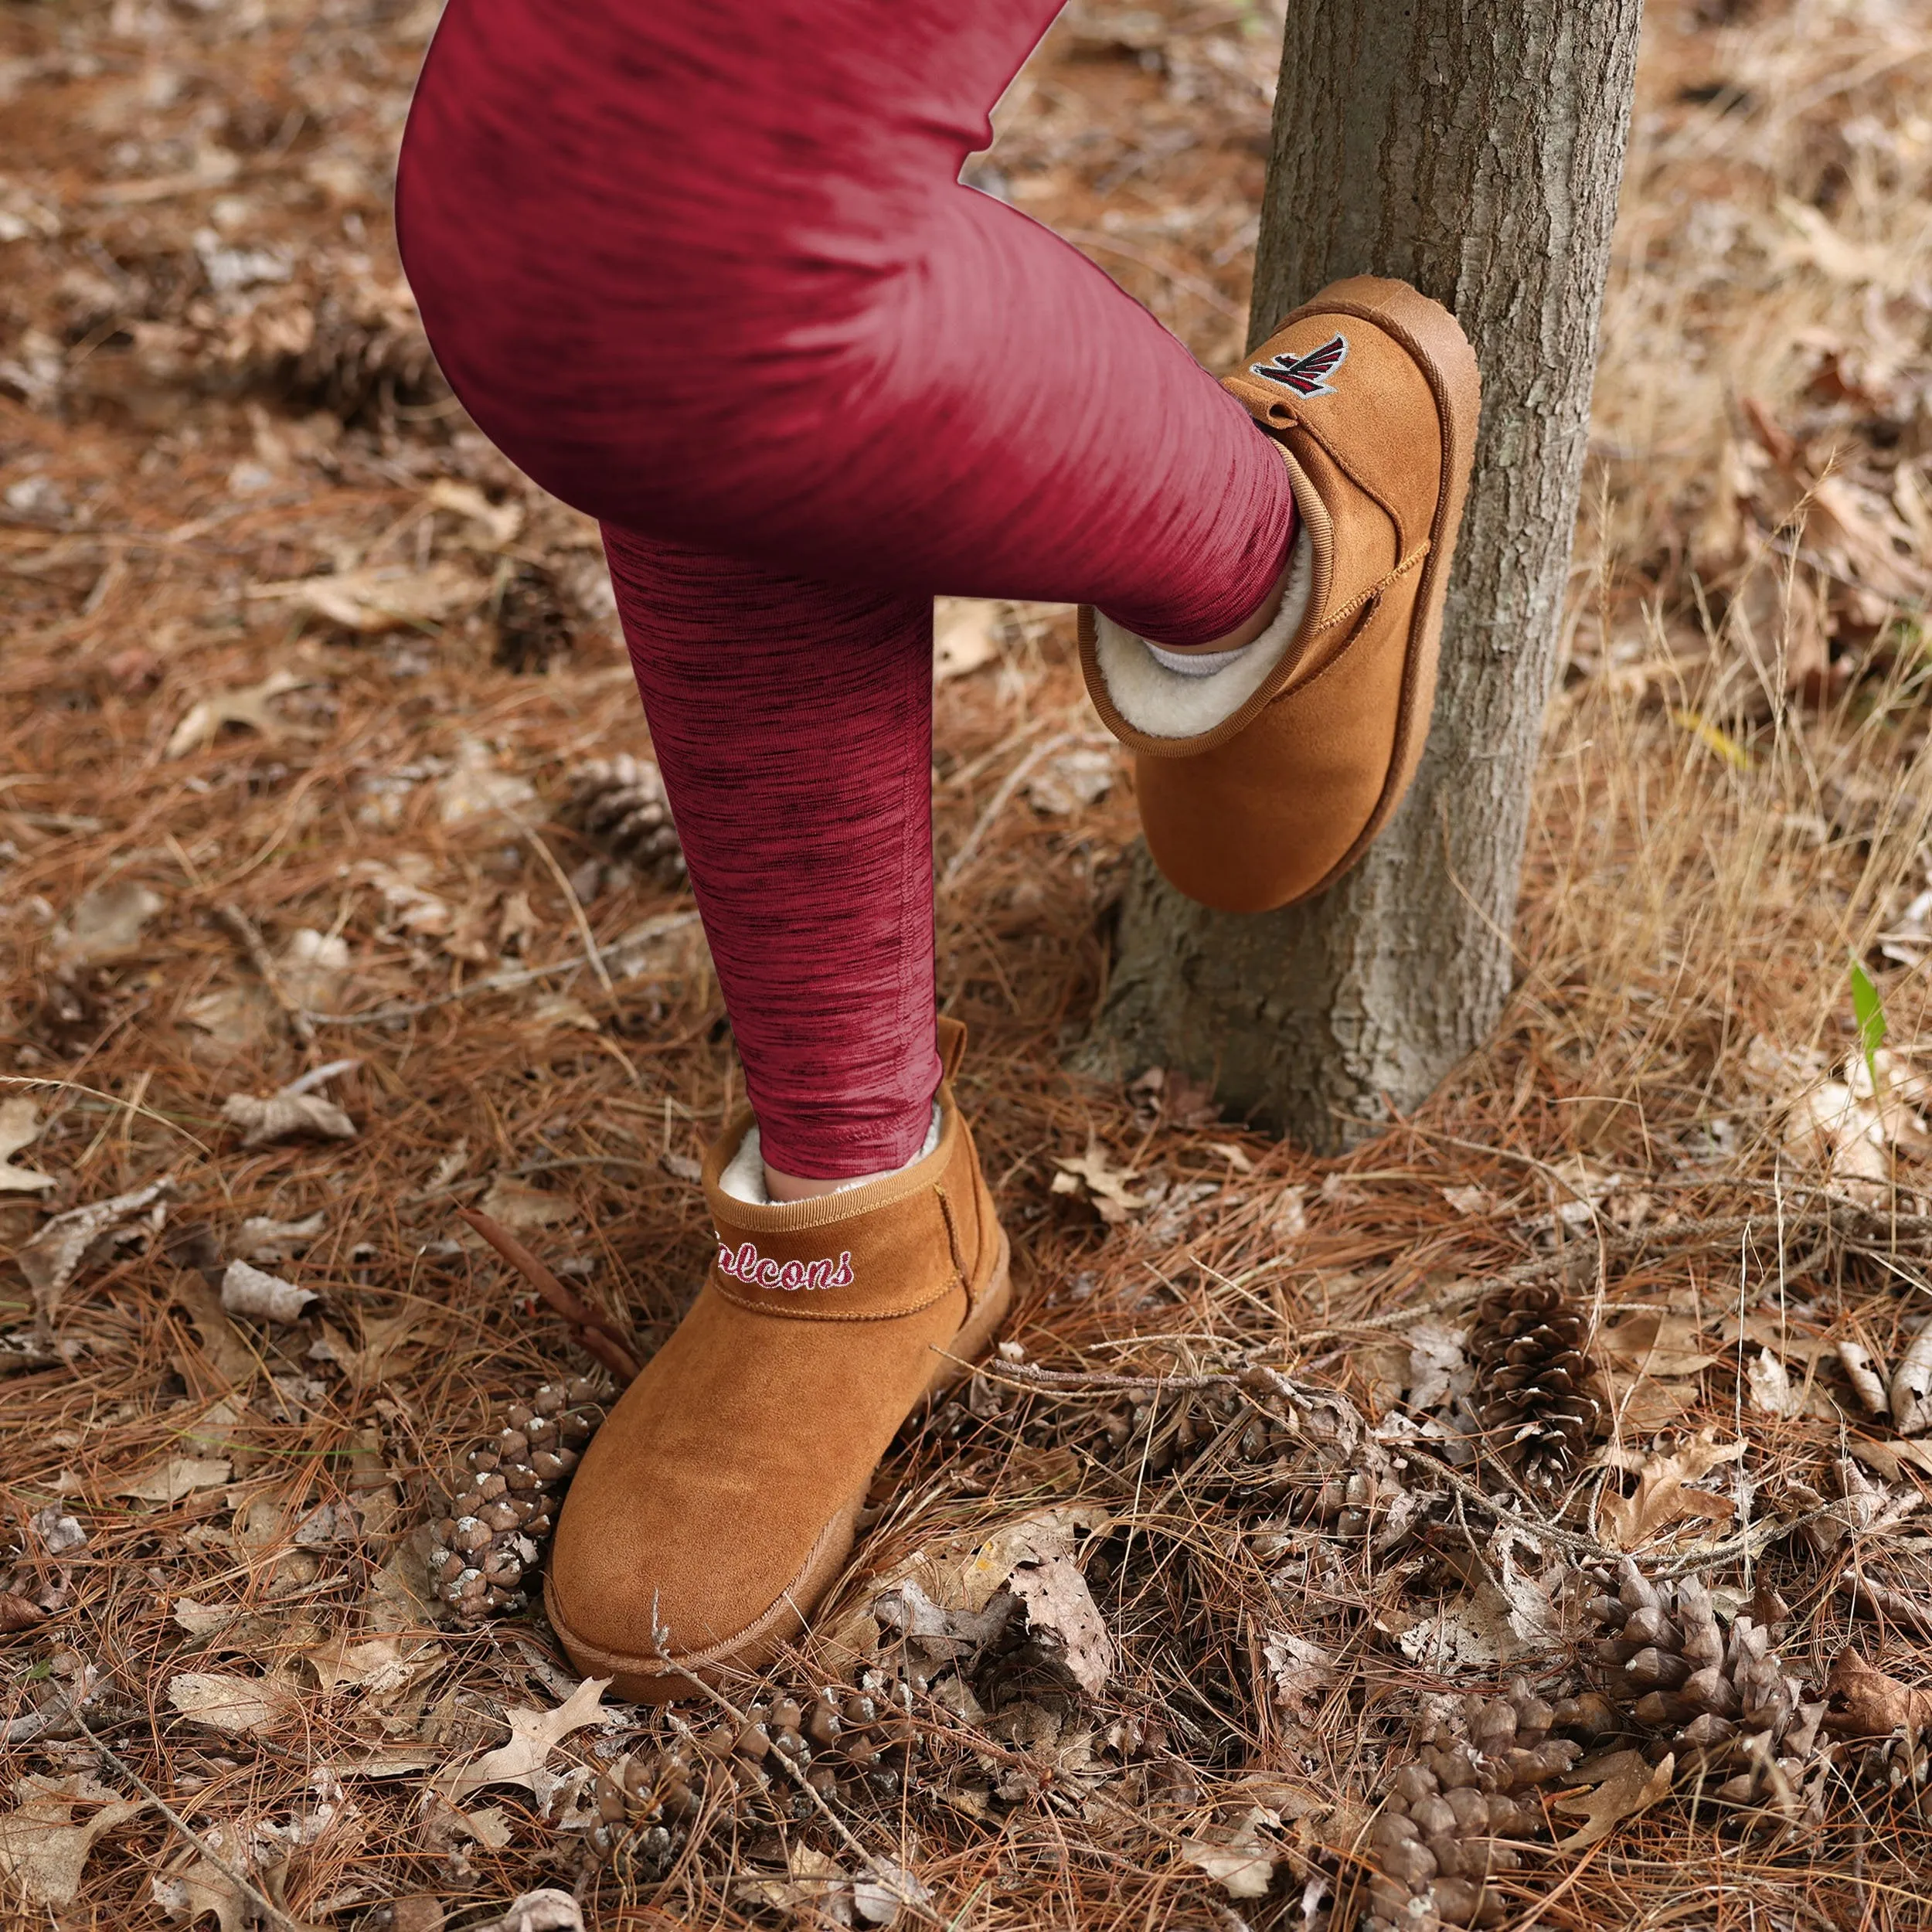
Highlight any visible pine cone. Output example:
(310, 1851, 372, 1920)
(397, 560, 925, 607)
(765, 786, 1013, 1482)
(289, 284, 444, 422)
(492, 564, 574, 674)
(423, 1377, 606, 1621)
(1573, 1560, 1825, 1817)
(947, 1369, 1424, 1550)
(588, 1670, 926, 1873)
(1470, 1281, 1604, 1490)
(1363, 1680, 1581, 1930)
(563, 753, 686, 888)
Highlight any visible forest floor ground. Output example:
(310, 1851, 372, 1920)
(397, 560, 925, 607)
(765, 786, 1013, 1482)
(4, 2, 1932, 1928)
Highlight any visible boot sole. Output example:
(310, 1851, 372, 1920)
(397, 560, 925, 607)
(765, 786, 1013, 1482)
(544, 1228, 1013, 1703)
(1281, 274, 1482, 902)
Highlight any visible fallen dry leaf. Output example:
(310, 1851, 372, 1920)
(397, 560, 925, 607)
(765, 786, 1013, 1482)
(1051, 1140, 1145, 1225)
(934, 597, 1002, 681)
(0, 1774, 146, 1907)
(1836, 1339, 1890, 1416)
(1182, 1807, 1278, 1900)
(853, 1862, 928, 1927)
(277, 927, 354, 1009)
(351, 856, 454, 937)
(461, 1891, 584, 1932)
(1393, 1587, 1527, 1673)
(1597, 1431, 1747, 1550)
(474, 1175, 576, 1231)
(221, 1060, 358, 1148)
(166, 1270, 259, 1386)
(166, 1668, 304, 1735)
(1825, 1648, 1932, 1738)
(303, 1631, 445, 1697)
(1848, 1435, 1932, 1484)
(165, 668, 318, 758)
(31, 1505, 86, 1555)
(427, 477, 524, 547)
(1781, 1049, 1928, 1207)
(950, 1505, 1111, 1612)
(235, 1210, 326, 1263)
(18, 1175, 173, 1322)
(1404, 1319, 1471, 1413)
(115, 1455, 232, 1505)
(821, 1503, 1111, 1672)
(1747, 1347, 1806, 1420)
(254, 559, 490, 634)
(309, 1310, 414, 1388)
(1599, 1310, 1723, 1379)
(0, 1097, 56, 1192)
(151, 1855, 250, 1932)
(530, 993, 599, 1032)
(454, 1805, 514, 1850)
(1552, 1748, 1675, 1852)
(437, 737, 538, 828)
(438, 1675, 611, 1801)
(1262, 1632, 1336, 1723)
(0, 1591, 43, 1633)
(734, 1848, 849, 1920)
(1026, 743, 1115, 815)
(49, 879, 165, 966)
(1006, 1552, 1115, 1698)
(220, 1257, 316, 1323)
(1892, 1328, 1932, 1435)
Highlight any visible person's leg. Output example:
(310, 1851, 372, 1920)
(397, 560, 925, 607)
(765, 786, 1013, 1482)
(396, 0, 1301, 1188)
(598, 529, 939, 1189)
(396, 0, 1297, 650)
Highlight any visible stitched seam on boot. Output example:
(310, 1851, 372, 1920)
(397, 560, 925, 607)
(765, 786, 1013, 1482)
(932, 1182, 971, 1300)
(1276, 411, 1419, 551)
(1325, 543, 1431, 626)
(1297, 540, 1430, 642)
(1274, 543, 1432, 704)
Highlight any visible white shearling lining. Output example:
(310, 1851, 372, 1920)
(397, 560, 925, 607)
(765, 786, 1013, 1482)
(719, 1105, 943, 1205)
(1093, 529, 1313, 740)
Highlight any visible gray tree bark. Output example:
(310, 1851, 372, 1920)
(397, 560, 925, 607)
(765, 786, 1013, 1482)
(1090, 0, 1645, 1150)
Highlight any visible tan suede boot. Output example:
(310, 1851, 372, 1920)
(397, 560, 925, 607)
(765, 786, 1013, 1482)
(544, 1019, 1009, 1702)
(1080, 275, 1481, 913)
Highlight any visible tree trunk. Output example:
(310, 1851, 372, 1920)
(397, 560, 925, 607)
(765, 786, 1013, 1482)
(1089, 0, 1645, 1151)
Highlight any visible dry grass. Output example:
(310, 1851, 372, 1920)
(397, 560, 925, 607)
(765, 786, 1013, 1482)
(3, 0, 1932, 1927)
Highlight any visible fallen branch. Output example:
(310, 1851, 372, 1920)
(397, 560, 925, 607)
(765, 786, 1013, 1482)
(456, 1206, 641, 1382)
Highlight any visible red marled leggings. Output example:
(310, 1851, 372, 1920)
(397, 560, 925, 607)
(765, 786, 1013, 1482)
(396, 0, 1295, 1177)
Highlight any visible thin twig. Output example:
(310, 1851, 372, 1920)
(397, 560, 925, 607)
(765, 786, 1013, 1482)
(507, 811, 616, 1001)
(69, 1699, 302, 1932)
(940, 730, 1081, 889)
(457, 1206, 641, 1380)
(214, 900, 317, 1053)
(0, 1662, 97, 1745)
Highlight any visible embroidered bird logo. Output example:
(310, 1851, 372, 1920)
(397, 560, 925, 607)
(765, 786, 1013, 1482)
(1250, 332, 1349, 398)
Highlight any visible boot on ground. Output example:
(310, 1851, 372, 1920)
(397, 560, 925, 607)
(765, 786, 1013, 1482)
(544, 1019, 1010, 1701)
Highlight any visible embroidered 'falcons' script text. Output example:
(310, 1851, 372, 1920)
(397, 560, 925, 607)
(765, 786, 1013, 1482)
(717, 1240, 855, 1291)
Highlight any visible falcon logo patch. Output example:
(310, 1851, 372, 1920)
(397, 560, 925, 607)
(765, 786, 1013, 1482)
(1250, 332, 1348, 398)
